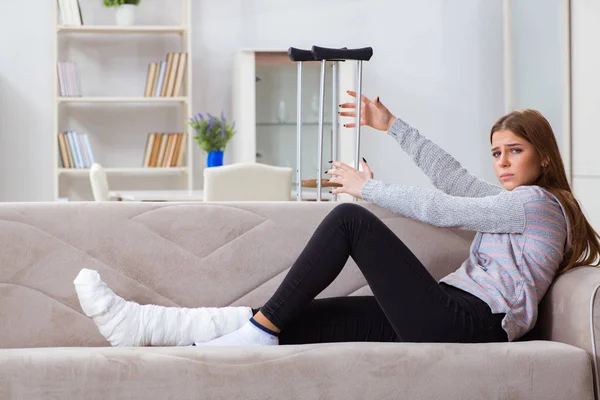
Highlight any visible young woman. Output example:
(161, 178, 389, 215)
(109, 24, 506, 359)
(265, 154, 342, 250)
(74, 92, 600, 347)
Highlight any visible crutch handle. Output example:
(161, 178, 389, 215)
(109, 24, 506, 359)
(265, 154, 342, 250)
(311, 46, 373, 61)
(288, 47, 315, 62)
(301, 179, 342, 188)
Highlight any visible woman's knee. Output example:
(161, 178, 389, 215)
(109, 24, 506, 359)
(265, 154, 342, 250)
(332, 202, 375, 220)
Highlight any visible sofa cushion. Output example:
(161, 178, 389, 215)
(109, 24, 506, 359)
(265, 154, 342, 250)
(0, 341, 592, 400)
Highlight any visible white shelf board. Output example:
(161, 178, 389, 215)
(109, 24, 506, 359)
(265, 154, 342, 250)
(58, 97, 188, 104)
(58, 167, 189, 176)
(57, 25, 187, 34)
(257, 122, 333, 126)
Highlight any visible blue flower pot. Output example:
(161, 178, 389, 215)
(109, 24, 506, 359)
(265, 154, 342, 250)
(207, 151, 224, 168)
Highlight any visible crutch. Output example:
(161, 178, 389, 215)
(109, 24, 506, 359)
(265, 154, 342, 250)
(287, 47, 316, 202)
(288, 46, 374, 202)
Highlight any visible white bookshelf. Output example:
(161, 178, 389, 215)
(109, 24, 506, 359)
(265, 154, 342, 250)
(56, 25, 187, 34)
(52, 0, 193, 201)
(58, 167, 187, 176)
(57, 97, 189, 104)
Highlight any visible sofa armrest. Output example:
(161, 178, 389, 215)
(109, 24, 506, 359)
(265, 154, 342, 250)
(533, 266, 600, 398)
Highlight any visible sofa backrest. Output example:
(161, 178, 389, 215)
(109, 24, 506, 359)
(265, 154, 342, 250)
(0, 201, 475, 348)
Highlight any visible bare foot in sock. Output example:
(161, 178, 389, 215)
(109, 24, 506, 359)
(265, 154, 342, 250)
(73, 268, 252, 347)
(196, 319, 279, 347)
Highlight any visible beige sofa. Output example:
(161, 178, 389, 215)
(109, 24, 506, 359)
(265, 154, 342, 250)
(0, 201, 598, 400)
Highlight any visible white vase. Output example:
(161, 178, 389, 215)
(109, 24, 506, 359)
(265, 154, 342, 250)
(115, 4, 136, 26)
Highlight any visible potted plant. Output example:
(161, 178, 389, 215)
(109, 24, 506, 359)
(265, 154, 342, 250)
(188, 112, 235, 168)
(103, 0, 141, 26)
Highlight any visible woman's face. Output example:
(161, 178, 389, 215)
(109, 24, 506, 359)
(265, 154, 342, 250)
(491, 129, 544, 191)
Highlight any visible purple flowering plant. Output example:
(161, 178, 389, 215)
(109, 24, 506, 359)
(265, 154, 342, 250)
(187, 112, 236, 153)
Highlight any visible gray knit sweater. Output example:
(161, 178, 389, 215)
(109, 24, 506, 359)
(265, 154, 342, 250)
(360, 118, 571, 341)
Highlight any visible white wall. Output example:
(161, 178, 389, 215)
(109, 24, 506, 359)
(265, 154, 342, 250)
(1, 0, 506, 201)
(571, 0, 600, 231)
(0, 0, 54, 201)
(508, 0, 570, 166)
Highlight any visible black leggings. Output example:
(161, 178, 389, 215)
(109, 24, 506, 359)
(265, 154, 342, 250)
(257, 203, 508, 344)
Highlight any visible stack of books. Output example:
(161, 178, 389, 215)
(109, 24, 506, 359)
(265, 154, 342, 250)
(57, 61, 82, 97)
(144, 52, 188, 97)
(142, 132, 187, 167)
(57, 131, 95, 168)
(57, 0, 83, 26)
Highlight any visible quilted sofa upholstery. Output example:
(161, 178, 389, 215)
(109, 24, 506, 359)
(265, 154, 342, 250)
(0, 201, 598, 399)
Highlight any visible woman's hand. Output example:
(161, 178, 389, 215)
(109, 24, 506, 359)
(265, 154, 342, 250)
(326, 159, 374, 199)
(339, 90, 396, 131)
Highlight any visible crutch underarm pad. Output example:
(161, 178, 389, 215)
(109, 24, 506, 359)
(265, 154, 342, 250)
(311, 46, 373, 61)
(288, 47, 315, 62)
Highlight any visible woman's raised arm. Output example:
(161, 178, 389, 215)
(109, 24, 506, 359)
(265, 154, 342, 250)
(340, 92, 502, 198)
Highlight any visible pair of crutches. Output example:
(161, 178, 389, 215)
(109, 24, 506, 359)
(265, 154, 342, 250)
(287, 46, 373, 202)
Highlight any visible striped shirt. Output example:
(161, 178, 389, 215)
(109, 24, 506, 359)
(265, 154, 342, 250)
(360, 118, 572, 341)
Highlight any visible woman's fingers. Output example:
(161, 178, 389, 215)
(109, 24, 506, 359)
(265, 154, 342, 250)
(326, 168, 345, 177)
(346, 90, 372, 103)
(346, 90, 370, 101)
(344, 120, 368, 128)
(361, 160, 373, 179)
(339, 102, 356, 109)
(331, 160, 355, 172)
(339, 111, 355, 117)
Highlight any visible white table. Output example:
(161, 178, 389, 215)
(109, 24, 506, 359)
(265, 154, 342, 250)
(109, 190, 204, 202)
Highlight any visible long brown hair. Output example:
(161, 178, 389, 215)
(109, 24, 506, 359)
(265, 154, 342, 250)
(490, 109, 600, 273)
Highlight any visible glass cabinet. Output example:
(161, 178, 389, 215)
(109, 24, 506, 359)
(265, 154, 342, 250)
(231, 50, 358, 201)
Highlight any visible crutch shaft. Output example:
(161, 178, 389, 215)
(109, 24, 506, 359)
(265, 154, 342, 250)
(317, 60, 327, 202)
(296, 61, 303, 201)
(354, 61, 364, 203)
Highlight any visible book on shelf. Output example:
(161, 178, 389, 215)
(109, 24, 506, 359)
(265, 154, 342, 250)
(57, 0, 83, 26)
(57, 61, 82, 97)
(144, 63, 159, 97)
(143, 132, 187, 167)
(58, 131, 95, 169)
(161, 53, 174, 97)
(144, 52, 188, 97)
(153, 61, 167, 97)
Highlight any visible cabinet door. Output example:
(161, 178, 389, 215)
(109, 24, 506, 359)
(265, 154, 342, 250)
(256, 59, 333, 184)
(231, 51, 257, 164)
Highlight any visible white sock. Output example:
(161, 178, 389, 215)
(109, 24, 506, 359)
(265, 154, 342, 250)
(196, 319, 279, 347)
(73, 268, 253, 347)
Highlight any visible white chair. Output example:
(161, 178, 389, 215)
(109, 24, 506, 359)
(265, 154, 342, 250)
(203, 163, 293, 201)
(89, 163, 111, 201)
